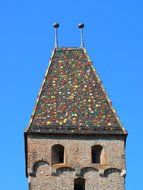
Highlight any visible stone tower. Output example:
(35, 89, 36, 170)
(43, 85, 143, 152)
(24, 24, 127, 190)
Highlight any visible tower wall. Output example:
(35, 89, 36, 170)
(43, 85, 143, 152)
(27, 135, 126, 190)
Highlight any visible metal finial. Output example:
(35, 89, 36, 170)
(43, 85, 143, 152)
(78, 23, 85, 47)
(53, 23, 59, 48)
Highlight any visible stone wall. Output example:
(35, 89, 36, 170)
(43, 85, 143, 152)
(27, 135, 126, 190)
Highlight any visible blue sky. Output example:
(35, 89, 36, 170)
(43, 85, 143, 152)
(0, 0, 143, 189)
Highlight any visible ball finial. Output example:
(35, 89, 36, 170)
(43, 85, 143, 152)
(78, 23, 84, 29)
(53, 23, 59, 28)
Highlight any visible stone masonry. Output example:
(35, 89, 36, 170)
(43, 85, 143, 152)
(27, 135, 126, 190)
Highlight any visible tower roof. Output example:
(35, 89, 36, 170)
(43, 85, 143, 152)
(26, 48, 127, 135)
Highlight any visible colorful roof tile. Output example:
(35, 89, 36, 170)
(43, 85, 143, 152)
(26, 48, 127, 135)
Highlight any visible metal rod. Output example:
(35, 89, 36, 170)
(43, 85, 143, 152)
(53, 23, 59, 48)
(78, 23, 85, 48)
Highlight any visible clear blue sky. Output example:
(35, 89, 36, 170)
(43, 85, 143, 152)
(0, 0, 143, 189)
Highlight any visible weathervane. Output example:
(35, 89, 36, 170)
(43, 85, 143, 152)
(78, 23, 85, 48)
(53, 23, 59, 48)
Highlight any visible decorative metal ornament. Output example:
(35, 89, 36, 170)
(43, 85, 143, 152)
(53, 23, 59, 28)
(78, 23, 85, 47)
(53, 23, 59, 48)
(78, 23, 84, 29)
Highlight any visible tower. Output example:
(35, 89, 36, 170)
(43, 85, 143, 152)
(24, 24, 127, 190)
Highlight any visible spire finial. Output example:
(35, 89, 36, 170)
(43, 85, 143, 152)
(53, 23, 59, 48)
(78, 23, 85, 48)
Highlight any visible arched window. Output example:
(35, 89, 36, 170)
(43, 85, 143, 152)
(91, 145, 102, 164)
(51, 144, 64, 164)
(74, 178, 85, 190)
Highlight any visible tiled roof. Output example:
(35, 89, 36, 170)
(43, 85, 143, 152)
(26, 48, 127, 135)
